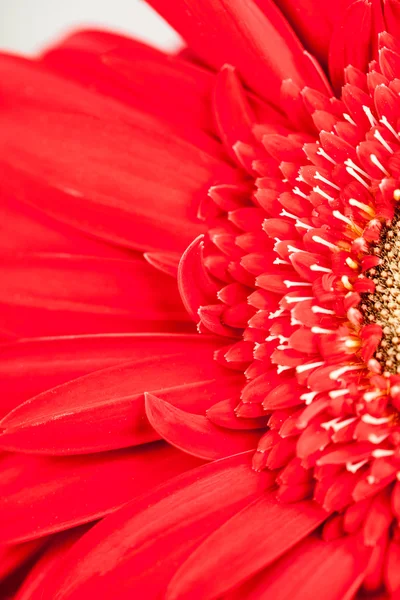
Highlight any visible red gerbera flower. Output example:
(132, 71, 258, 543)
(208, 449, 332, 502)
(3, 0, 400, 598)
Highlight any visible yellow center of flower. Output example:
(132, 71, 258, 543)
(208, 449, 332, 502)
(362, 209, 400, 373)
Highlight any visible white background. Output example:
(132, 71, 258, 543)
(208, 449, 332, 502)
(0, 0, 182, 54)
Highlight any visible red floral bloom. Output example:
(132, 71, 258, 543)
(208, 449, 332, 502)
(3, 1, 400, 598)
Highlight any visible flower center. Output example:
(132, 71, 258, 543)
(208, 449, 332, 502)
(362, 209, 400, 373)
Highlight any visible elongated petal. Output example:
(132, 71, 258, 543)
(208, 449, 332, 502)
(385, 0, 400, 39)
(14, 529, 89, 600)
(0, 55, 235, 253)
(145, 393, 259, 459)
(166, 494, 327, 598)
(0, 333, 222, 411)
(0, 443, 201, 543)
(41, 28, 158, 55)
(43, 30, 290, 139)
(275, 0, 345, 68)
(147, 0, 329, 107)
(33, 453, 272, 600)
(233, 534, 371, 599)
(329, 0, 372, 92)
(0, 350, 239, 454)
(213, 64, 256, 159)
(42, 31, 216, 144)
(0, 196, 128, 257)
(0, 254, 190, 337)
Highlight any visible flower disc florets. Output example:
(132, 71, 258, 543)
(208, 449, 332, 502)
(363, 207, 400, 373)
(178, 32, 400, 555)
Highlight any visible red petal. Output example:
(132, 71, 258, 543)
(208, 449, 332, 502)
(207, 398, 269, 430)
(14, 529, 88, 600)
(328, 0, 372, 93)
(143, 251, 180, 278)
(263, 380, 305, 410)
(198, 304, 239, 337)
(0, 55, 235, 253)
(275, 0, 340, 68)
(385, 539, 400, 593)
(233, 533, 371, 600)
(178, 235, 218, 320)
(145, 393, 259, 459)
(0, 333, 222, 413)
(213, 64, 256, 159)
(317, 442, 375, 466)
(0, 444, 202, 543)
(147, 0, 329, 106)
(166, 494, 326, 598)
(0, 539, 45, 582)
(241, 371, 284, 403)
(363, 491, 392, 547)
(43, 31, 216, 143)
(0, 254, 189, 337)
(0, 350, 232, 454)
(385, 0, 400, 39)
(379, 47, 400, 80)
(0, 195, 127, 257)
(32, 453, 271, 600)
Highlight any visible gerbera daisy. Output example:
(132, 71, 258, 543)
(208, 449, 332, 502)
(3, 0, 400, 597)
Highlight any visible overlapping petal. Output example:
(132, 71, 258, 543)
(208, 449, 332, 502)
(28, 453, 271, 600)
(272, 0, 345, 68)
(0, 196, 129, 256)
(0, 348, 241, 454)
(0, 333, 220, 410)
(0, 254, 190, 336)
(0, 445, 202, 544)
(0, 55, 236, 254)
(232, 534, 372, 600)
(41, 30, 216, 143)
(14, 529, 90, 600)
(145, 392, 259, 459)
(146, 0, 331, 107)
(166, 494, 327, 598)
